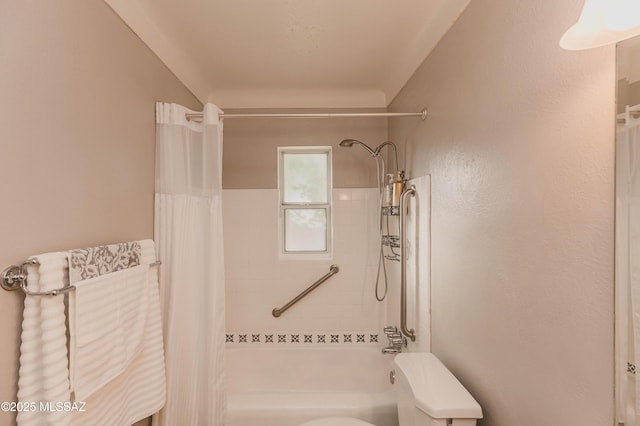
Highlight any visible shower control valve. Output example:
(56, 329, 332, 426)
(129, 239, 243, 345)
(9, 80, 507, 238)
(389, 336, 405, 347)
(383, 326, 398, 336)
(382, 325, 406, 354)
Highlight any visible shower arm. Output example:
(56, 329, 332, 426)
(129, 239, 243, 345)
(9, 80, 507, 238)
(374, 142, 399, 172)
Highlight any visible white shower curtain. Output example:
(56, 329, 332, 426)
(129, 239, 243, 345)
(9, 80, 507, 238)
(153, 103, 226, 425)
(616, 104, 640, 425)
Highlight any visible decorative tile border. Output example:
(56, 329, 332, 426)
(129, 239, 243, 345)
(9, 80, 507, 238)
(225, 332, 380, 345)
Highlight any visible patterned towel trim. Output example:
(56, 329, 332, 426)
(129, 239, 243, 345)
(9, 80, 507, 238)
(68, 242, 141, 284)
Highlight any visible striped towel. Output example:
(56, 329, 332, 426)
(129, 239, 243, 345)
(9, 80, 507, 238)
(68, 264, 150, 401)
(16, 240, 165, 426)
(70, 239, 166, 425)
(17, 253, 71, 426)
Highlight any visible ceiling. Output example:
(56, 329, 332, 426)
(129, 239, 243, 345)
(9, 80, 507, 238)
(105, 0, 471, 109)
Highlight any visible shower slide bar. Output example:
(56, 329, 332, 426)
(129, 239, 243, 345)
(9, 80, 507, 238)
(186, 109, 428, 121)
(272, 264, 339, 318)
(1, 258, 161, 297)
(399, 185, 416, 342)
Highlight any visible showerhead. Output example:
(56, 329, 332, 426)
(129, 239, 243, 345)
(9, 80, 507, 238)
(339, 139, 400, 171)
(339, 139, 376, 156)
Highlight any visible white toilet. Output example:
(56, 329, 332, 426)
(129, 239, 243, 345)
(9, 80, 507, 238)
(300, 353, 482, 426)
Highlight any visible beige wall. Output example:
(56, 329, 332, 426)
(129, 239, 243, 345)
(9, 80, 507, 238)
(389, 0, 614, 425)
(617, 79, 640, 113)
(0, 0, 617, 425)
(222, 109, 387, 189)
(0, 1, 200, 424)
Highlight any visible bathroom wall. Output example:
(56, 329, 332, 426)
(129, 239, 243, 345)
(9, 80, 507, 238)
(222, 112, 387, 189)
(389, 0, 614, 425)
(617, 37, 640, 114)
(222, 116, 390, 346)
(0, 1, 201, 425)
(224, 188, 385, 345)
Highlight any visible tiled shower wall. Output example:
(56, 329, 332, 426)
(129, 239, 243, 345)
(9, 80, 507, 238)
(223, 188, 386, 345)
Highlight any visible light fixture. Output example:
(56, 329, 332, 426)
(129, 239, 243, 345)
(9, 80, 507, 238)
(560, 0, 640, 50)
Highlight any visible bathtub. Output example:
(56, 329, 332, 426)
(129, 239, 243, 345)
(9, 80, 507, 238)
(226, 347, 398, 426)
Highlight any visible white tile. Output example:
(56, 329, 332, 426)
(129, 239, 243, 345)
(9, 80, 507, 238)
(224, 186, 397, 335)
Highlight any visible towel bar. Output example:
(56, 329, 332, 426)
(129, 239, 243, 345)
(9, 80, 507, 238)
(1, 258, 161, 296)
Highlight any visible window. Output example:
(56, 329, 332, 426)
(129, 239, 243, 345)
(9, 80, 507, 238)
(278, 146, 332, 257)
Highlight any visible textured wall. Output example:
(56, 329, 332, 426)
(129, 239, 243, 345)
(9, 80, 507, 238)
(222, 110, 387, 189)
(0, 1, 200, 424)
(389, 0, 615, 424)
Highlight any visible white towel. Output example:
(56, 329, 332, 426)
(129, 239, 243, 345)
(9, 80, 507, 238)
(16, 240, 165, 426)
(17, 252, 71, 426)
(68, 264, 150, 401)
(70, 239, 166, 426)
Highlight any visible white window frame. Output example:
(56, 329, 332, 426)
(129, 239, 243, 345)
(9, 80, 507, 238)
(277, 146, 333, 260)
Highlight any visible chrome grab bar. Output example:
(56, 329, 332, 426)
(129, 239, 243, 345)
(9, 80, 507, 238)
(399, 185, 417, 341)
(272, 264, 339, 317)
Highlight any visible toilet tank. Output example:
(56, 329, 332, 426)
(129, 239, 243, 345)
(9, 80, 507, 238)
(392, 353, 482, 426)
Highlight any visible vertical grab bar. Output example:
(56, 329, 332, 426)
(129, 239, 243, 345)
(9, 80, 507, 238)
(400, 185, 417, 342)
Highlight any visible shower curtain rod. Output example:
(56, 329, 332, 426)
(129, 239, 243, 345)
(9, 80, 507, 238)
(185, 108, 428, 121)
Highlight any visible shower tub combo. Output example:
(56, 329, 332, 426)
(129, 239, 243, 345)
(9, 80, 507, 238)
(225, 138, 414, 426)
(226, 346, 398, 426)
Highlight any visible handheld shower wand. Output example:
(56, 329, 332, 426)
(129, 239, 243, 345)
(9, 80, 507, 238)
(339, 139, 377, 157)
(338, 138, 404, 302)
(339, 139, 399, 171)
